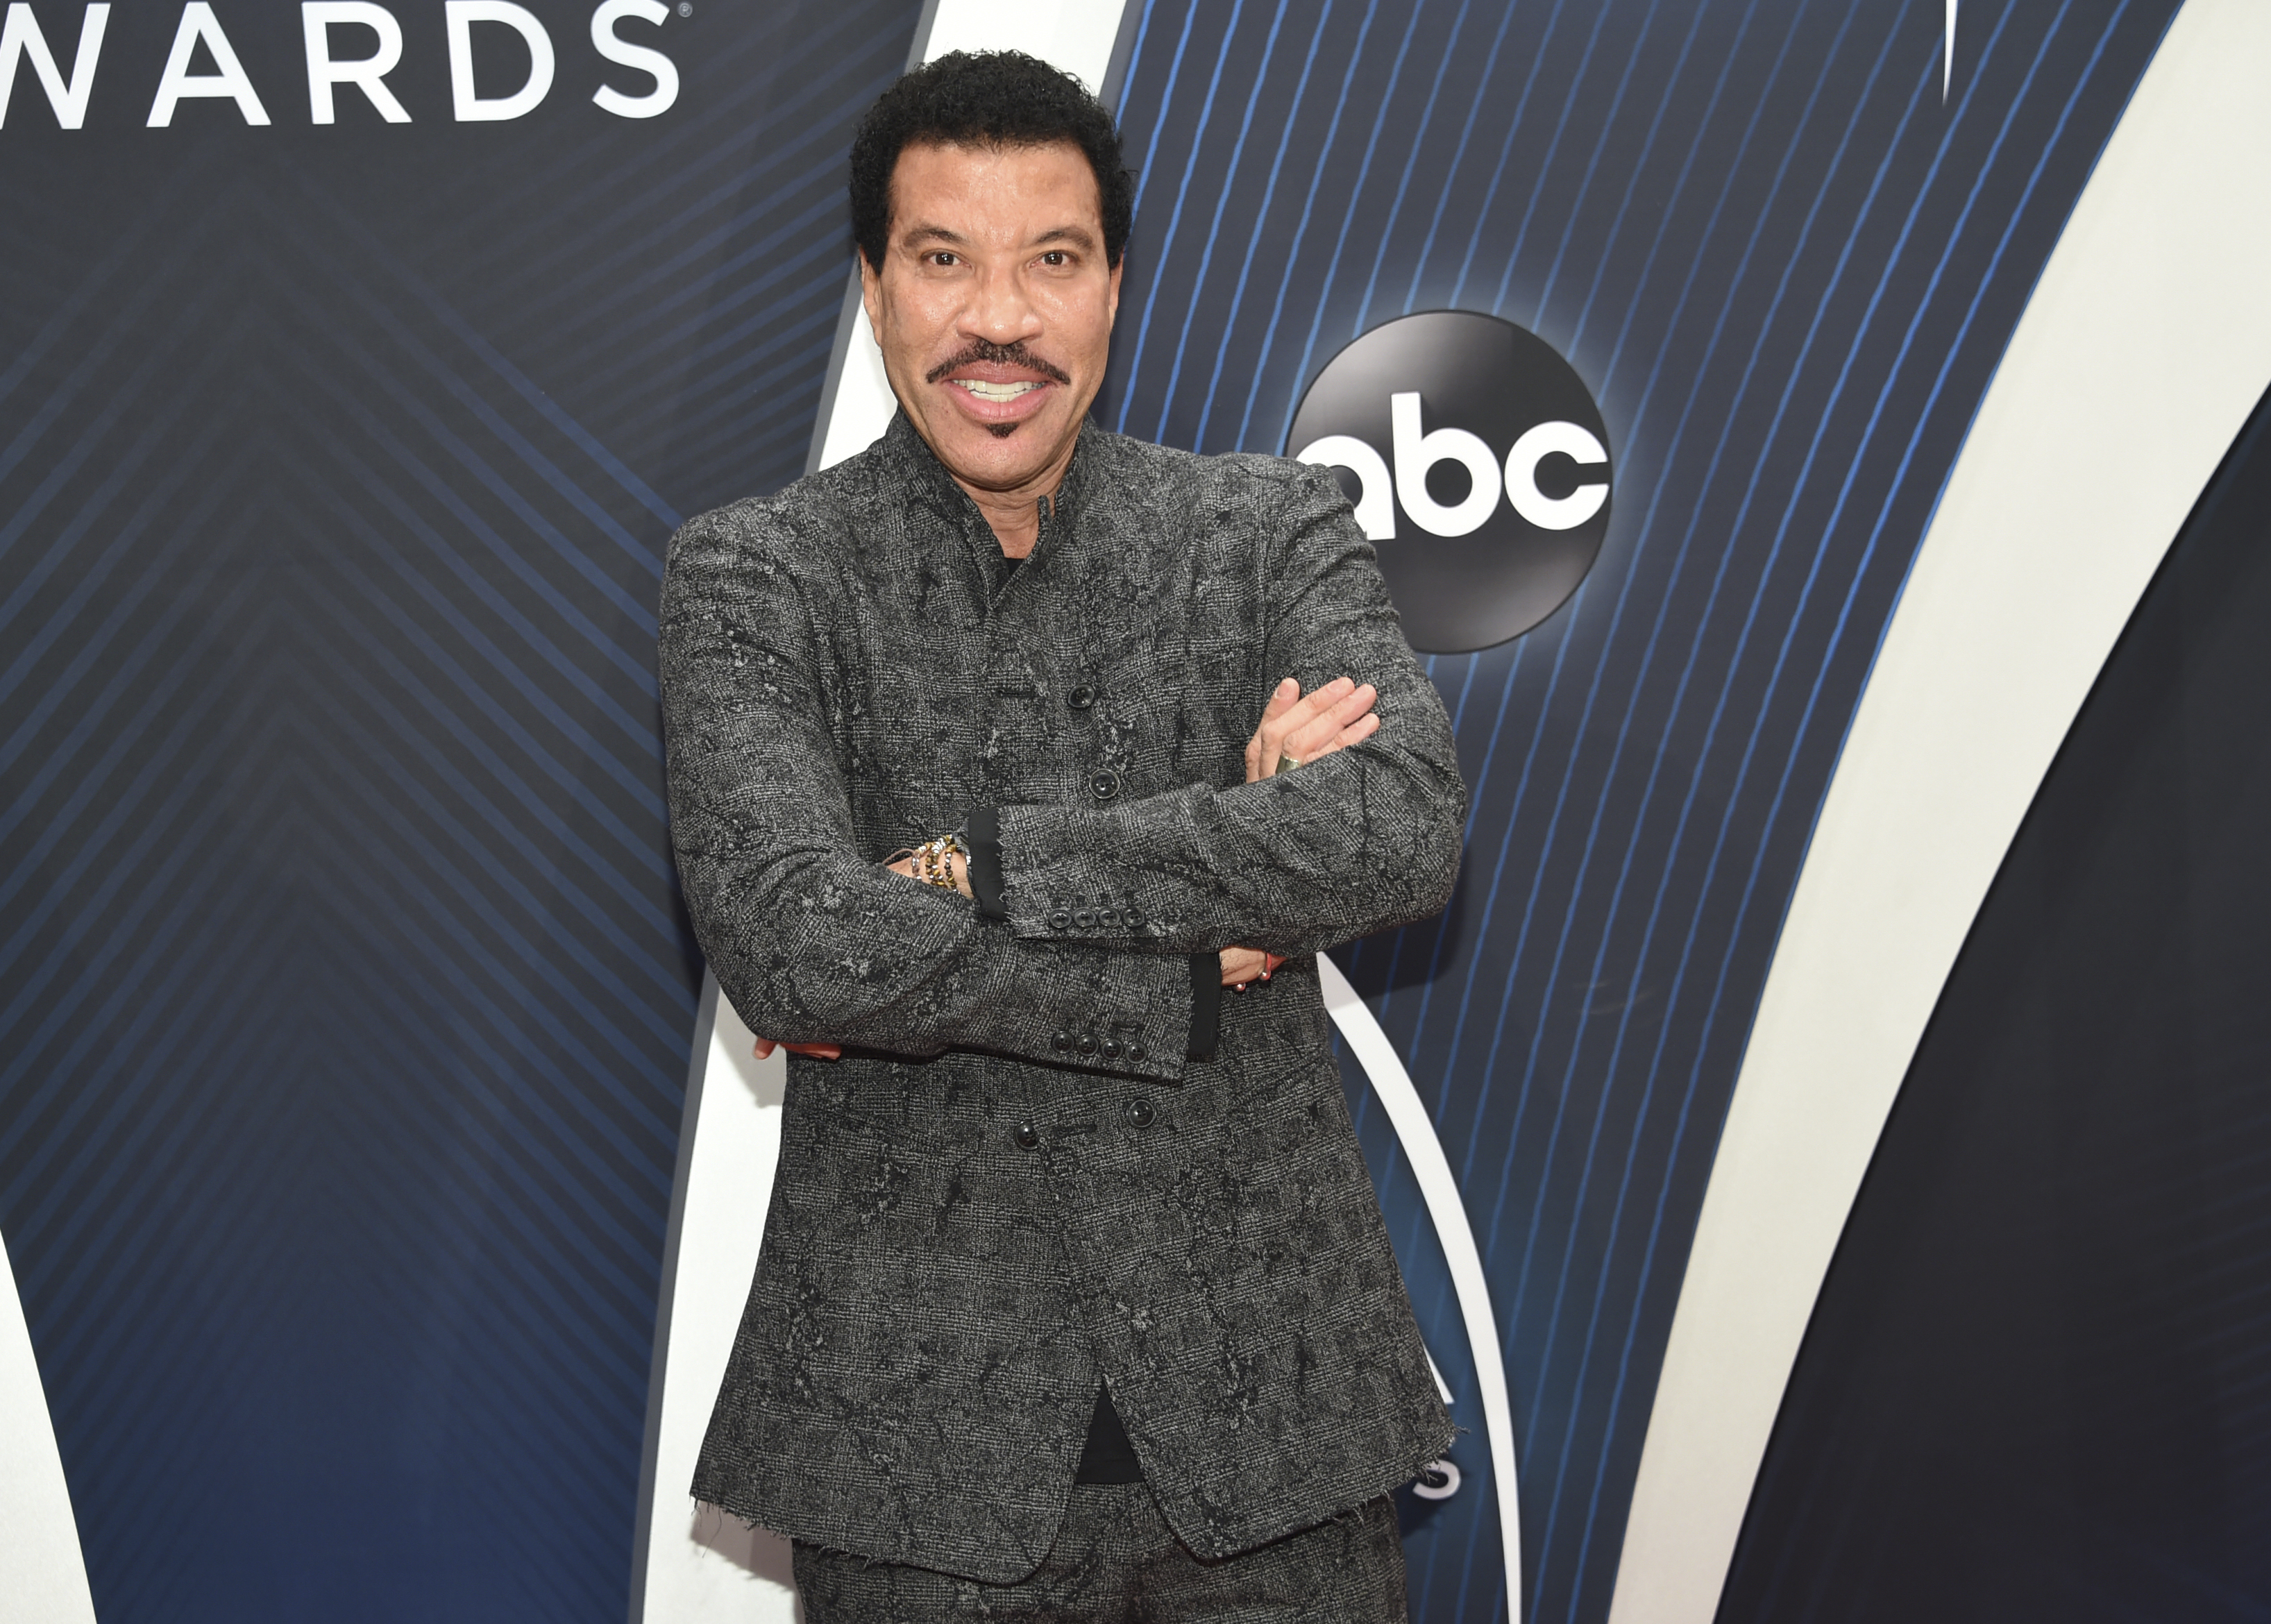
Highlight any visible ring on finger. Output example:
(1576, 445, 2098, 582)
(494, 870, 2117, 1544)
(1276, 753, 1302, 775)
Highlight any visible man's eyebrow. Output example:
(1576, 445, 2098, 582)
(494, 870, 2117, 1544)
(895, 221, 1103, 253)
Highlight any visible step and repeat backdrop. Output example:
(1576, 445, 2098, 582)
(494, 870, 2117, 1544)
(4, 3, 2268, 1623)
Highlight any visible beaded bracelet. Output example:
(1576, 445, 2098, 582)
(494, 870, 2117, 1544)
(910, 831, 968, 891)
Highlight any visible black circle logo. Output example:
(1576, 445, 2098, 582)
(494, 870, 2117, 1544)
(1285, 310, 1612, 653)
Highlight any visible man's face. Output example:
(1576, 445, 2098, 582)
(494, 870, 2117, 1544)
(861, 139, 1122, 498)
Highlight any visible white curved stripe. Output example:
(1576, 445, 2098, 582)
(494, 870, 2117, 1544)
(1, 1234, 97, 1624)
(637, 9, 1133, 1621)
(1321, 953, 1524, 1624)
(1610, 6, 2271, 1621)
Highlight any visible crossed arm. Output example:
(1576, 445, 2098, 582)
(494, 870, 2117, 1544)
(761, 675, 1383, 1062)
(661, 465, 1466, 1079)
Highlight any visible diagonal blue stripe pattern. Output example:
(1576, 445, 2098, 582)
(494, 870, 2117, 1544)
(1106, 3, 2181, 1619)
(0, 3, 923, 1620)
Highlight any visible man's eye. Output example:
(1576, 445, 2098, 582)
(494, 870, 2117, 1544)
(1040, 251, 1067, 267)
(929, 252, 958, 267)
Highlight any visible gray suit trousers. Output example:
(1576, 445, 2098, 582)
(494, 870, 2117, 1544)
(792, 1487, 1409, 1623)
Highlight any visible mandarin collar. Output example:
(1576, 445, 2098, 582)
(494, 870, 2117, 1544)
(876, 407, 1100, 529)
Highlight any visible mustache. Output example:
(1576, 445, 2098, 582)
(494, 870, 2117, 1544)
(925, 339, 1072, 386)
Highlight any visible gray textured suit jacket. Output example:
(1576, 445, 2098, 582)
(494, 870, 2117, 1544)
(662, 411, 1467, 1582)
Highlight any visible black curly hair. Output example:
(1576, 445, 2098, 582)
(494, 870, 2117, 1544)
(849, 51, 1136, 271)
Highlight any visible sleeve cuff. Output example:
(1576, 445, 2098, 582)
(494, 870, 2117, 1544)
(967, 805, 1007, 920)
(1187, 952, 1220, 1061)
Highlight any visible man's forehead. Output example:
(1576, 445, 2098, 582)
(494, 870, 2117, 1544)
(888, 138, 1102, 234)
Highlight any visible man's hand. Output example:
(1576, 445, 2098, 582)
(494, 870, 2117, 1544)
(1217, 677, 1372, 986)
(1218, 946, 1287, 987)
(885, 848, 972, 897)
(752, 1038, 841, 1061)
(1244, 675, 1379, 781)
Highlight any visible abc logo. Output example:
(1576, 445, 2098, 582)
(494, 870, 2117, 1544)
(1288, 310, 1612, 652)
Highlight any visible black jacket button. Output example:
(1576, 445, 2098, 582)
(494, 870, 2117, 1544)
(1097, 907, 1120, 929)
(1124, 1099, 1156, 1128)
(1127, 1042, 1147, 1062)
(1014, 1123, 1040, 1151)
(1052, 1031, 1072, 1051)
(1068, 684, 1097, 710)
(1074, 908, 1096, 929)
(1124, 905, 1143, 928)
(1077, 1034, 1097, 1055)
(1099, 1038, 1121, 1060)
(1048, 908, 1072, 931)
(1090, 769, 1120, 801)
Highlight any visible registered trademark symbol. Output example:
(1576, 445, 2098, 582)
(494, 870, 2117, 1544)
(677, 2, 692, 15)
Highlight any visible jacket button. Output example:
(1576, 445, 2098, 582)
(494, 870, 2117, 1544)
(1090, 769, 1120, 801)
(1099, 1038, 1121, 1060)
(1067, 684, 1097, 710)
(1048, 908, 1072, 931)
(1074, 908, 1096, 929)
(1124, 1099, 1156, 1129)
(1097, 907, 1120, 929)
(1127, 1042, 1147, 1062)
(1077, 1034, 1097, 1055)
(1124, 905, 1143, 928)
(1014, 1123, 1040, 1151)
(1052, 1031, 1072, 1051)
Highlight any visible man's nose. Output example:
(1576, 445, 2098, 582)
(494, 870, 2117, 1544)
(963, 264, 1043, 344)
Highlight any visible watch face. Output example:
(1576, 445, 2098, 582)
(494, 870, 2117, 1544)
(1288, 310, 1613, 653)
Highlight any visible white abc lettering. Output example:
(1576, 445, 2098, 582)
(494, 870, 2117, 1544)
(446, 0, 551, 121)
(148, 2, 269, 126)
(0, 1, 108, 129)
(591, 0, 675, 119)
(1503, 420, 1610, 531)
(1296, 433, 1396, 542)
(302, 2, 407, 124)
(1391, 392, 1501, 538)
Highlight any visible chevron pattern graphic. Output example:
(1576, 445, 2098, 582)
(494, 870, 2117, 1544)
(0, 2, 919, 1618)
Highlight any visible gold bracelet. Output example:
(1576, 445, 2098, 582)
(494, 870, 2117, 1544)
(911, 832, 967, 891)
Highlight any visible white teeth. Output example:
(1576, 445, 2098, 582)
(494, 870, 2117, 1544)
(954, 380, 1042, 402)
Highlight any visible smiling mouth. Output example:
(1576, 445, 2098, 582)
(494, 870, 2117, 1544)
(953, 379, 1046, 403)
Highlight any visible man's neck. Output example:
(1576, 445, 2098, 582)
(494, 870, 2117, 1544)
(947, 433, 1081, 560)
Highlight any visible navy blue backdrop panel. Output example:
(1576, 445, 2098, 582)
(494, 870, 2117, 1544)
(1100, 3, 2177, 1621)
(0, 1, 920, 1618)
(1721, 384, 2271, 1624)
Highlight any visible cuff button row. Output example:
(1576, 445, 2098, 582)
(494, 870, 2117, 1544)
(1049, 1030, 1147, 1064)
(1045, 901, 1143, 933)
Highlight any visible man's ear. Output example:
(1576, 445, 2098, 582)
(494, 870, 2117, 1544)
(1106, 254, 1124, 325)
(859, 251, 884, 340)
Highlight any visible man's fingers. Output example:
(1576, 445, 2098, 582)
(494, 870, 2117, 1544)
(1218, 947, 1293, 986)
(1218, 945, 1267, 985)
(753, 1038, 841, 1061)
(1256, 677, 1357, 772)
(1248, 677, 1303, 779)
(1286, 682, 1377, 759)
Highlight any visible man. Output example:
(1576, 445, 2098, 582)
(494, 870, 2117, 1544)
(661, 50, 1467, 1621)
